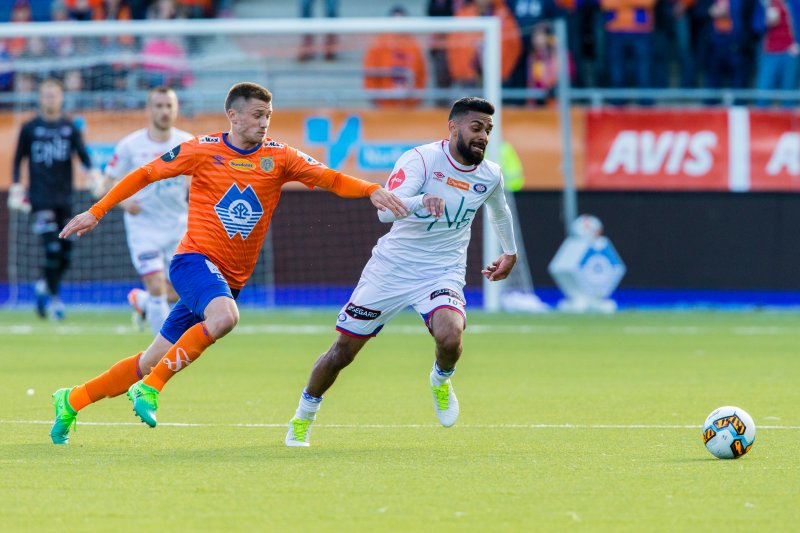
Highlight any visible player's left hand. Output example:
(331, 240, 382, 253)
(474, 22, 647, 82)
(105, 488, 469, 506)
(481, 254, 517, 281)
(59, 211, 99, 239)
(370, 188, 409, 218)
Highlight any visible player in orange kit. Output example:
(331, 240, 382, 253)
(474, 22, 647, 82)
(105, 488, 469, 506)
(50, 82, 407, 444)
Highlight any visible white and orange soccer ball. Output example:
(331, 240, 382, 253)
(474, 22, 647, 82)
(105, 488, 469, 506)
(702, 406, 756, 459)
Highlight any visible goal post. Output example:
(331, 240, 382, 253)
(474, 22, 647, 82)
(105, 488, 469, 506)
(1, 16, 509, 310)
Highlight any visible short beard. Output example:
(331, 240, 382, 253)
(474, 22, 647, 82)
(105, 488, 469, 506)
(456, 133, 484, 165)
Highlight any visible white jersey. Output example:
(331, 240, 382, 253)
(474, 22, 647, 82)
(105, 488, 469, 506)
(369, 139, 514, 284)
(105, 127, 194, 233)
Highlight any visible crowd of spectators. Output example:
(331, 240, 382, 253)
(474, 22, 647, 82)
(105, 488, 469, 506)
(0, 0, 230, 107)
(3, 0, 800, 108)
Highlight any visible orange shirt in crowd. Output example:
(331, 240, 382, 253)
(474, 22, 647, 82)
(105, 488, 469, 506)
(90, 133, 379, 289)
(363, 33, 428, 108)
(601, 0, 658, 33)
(446, 0, 521, 84)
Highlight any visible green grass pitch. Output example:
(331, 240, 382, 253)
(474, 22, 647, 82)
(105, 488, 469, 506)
(1, 308, 799, 531)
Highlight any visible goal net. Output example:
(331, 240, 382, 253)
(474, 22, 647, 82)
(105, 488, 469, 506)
(1, 16, 543, 312)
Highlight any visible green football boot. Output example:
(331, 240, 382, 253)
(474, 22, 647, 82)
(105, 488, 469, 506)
(431, 378, 459, 428)
(50, 388, 78, 444)
(127, 381, 159, 428)
(285, 417, 313, 447)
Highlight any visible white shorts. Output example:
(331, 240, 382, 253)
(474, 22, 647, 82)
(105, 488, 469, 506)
(335, 272, 467, 338)
(126, 225, 183, 277)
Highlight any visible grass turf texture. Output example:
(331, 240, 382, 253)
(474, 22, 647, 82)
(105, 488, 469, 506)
(0, 309, 798, 531)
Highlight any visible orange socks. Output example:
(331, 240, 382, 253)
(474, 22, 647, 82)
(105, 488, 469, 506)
(68, 352, 143, 411)
(143, 322, 215, 392)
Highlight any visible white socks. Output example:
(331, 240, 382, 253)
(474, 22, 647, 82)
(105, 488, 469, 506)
(431, 362, 455, 386)
(295, 390, 322, 421)
(145, 295, 169, 336)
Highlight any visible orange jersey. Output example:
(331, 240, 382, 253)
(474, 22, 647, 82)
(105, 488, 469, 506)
(90, 133, 379, 289)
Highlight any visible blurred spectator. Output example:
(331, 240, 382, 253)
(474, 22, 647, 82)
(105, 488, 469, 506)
(363, 5, 428, 108)
(129, 0, 155, 19)
(504, 0, 563, 92)
(177, 0, 214, 18)
(652, 0, 697, 87)
(8, 0, 33, 57)
(140, 36, 193, 88)
(600, 0, 657, 89)
(428, 0, 455, 105)
(703, 0, 752, 88)
(0, 41, 13, 95)
(447, 0, 522, 87)
(63, 0, 104, 20)
(298, 0, 340, 61)
(752, 0, 800, 105)
(526, 22, 574, 105)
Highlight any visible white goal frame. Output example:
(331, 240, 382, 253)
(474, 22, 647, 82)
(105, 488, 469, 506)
(1, 17, 504, 310)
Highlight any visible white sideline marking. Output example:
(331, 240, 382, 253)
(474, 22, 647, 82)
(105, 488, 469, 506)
(2, 323, 800, 336)
(4, 420, 800, 430)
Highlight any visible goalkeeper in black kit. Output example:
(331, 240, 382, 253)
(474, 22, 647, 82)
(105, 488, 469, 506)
(9, 78, 101, 320)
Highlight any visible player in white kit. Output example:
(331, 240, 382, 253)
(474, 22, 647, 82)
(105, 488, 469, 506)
(286, 97, 519, 446)
(102, 87, 193, 335)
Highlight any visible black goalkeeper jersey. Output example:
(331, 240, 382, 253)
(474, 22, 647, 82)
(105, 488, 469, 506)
(12, 115, 93, 211)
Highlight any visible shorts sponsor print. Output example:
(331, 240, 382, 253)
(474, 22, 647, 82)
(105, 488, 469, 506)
(335, 273, 466, 338)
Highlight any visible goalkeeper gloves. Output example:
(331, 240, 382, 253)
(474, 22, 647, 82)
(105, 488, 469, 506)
(87, 168, 109, 199)
(7, 183, 31, 213)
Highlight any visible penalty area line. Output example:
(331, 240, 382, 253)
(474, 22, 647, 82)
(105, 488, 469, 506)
(4, 420, 800, 430)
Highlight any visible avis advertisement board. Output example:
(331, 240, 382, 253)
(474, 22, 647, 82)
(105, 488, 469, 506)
(586, 109, 800, 191)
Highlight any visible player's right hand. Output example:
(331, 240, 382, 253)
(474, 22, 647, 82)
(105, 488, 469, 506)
(7, 183, 31, 213)
(422, 193, 445, 218)
(59, 211, 99, 239)
(370, 187, 408, 218)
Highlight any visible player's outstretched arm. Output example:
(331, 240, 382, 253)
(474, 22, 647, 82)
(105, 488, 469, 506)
(59, 211, 99, 239)
(482, 254, 517, 281)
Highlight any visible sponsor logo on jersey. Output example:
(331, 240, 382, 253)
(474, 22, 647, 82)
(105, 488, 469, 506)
(198, 135, 220, 144)
(263, 141, 285, 149)
(214, 183, 264, 239)
(161, 145, 181, 162)
(433, 172, 445, 182)
(387, 168, 406, 190)
(446, 177, 469, 191)
(345, 303, 382, 320)
(260, 156, 275, 173)
(473, 183, 487, 193)
(107, 154, 119, 169)
(430, 288, 464, 303)
(137, 251, 160, 262)
(296, 149, 322, 166)
(229, 158, 256, 171)
(338, 313, 347, 322)
(212, 155, 225, 165)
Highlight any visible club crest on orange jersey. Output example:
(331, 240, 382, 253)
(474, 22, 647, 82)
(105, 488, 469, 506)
(229, 158, 255, 171)
(260, 156, 274, 173)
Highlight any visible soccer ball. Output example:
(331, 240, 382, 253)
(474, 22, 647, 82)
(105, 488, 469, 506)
(702, 406, 756, 459)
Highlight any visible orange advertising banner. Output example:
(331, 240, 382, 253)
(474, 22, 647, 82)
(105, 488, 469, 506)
(1, 108, 581, 191)
(748, 110, 800, 191)
(585, 109, 730, 190)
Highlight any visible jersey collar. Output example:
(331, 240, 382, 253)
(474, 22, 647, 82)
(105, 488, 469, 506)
(441, 140, 478, 173)
(222, 132, 261, 155)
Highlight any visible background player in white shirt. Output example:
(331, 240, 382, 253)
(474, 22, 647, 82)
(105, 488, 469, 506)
(286, 97, 518, 446)
(101, 87, 194, 335)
